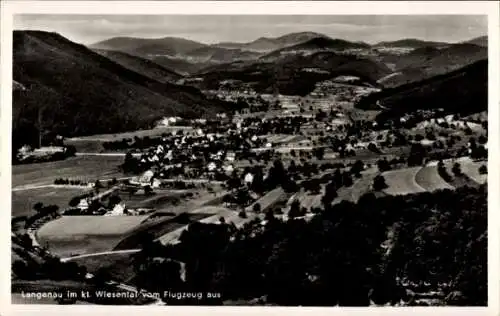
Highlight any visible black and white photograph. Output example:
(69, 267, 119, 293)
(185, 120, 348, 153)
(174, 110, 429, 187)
(2, 1, 498, 311)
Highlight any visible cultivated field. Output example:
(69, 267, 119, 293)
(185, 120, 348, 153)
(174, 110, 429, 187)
(382, 167, 426, 196)
(37, 215, 149, 257)
(13, 156, 125, 188)
(414, 166, 454, 192)
(245, 187, 287, 212)
(12, 187, 90, 217)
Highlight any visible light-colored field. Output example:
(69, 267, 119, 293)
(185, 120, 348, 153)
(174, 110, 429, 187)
(414, 166, 454, 192)
(38, 215, 149, 237)
(13, 156, 125, 188)
(37, 215, 149, 257)
(382, 167, 426, 196)
(245, 187, 286, 212)
(12, 187, 90, 217)
(291, 188, 323, 211)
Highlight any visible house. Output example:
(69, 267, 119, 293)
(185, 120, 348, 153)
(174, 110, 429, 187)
(77, 198, 89, 210)
(207, 162, 217, 172)
(106, 203, 126, 216)
(244, 173, 254, 184)
(226, 152, 236, 162)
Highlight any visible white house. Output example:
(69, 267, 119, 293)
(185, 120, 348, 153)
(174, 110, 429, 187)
(207, 162, 217, 172)
(244, 173, 254, 184)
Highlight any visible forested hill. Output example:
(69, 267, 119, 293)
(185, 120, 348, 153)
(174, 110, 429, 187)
(356, 59, 487, 122)
(12, 31, 234, 149)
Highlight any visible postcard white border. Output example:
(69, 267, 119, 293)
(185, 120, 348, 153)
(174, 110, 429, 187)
(1, 1, 499, 316)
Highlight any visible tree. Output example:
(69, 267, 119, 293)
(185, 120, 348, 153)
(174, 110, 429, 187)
(377, 159, 391, 172)
(68, 196, 81, 208)
(253, 203, 262, 213)
(478, 135, 487, 145)
(33, 202, 44, 213)
(350, 160, 364, 176)
(479, 165, 487, 175)
(144, 185, 154, 196)
(313, 147, 325, 160)
(373, 175, 388, 191)
(108, 194, 122, 208)
(265, 209, 275, 222)
(452, 163, 462, 176)
(288, 200, 302, 218)
(238, 210, 247, 219)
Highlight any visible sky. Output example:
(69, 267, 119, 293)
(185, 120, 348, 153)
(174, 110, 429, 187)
(14, 15, 487, 45)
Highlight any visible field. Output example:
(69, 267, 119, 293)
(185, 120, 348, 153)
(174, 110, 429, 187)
(245, 188, 287, 212)
(460, 160, 487, 185)
(382, 167, 426, 196)
(114, 212, 212, 250)
(13, 156, 125, 188)
(112, 189, 188, 210)
(12, 187, 89, 217)
(414, 166, 454, 192)
(37, 215, 149, 257)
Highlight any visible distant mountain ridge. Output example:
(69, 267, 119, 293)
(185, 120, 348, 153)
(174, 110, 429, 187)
(90, 36, 207, 56)
(463, 35, 487, 47)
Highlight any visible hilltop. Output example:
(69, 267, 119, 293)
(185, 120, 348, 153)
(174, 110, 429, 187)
(377, 43, 487, 87)
(90, 36, 207, 56)
(13, 31, 233, 149)
(214, 32, 329, 52)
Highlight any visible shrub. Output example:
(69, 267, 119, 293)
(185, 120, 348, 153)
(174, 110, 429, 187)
(373, 175, 388, 191)
(479, 165, 487, 175)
